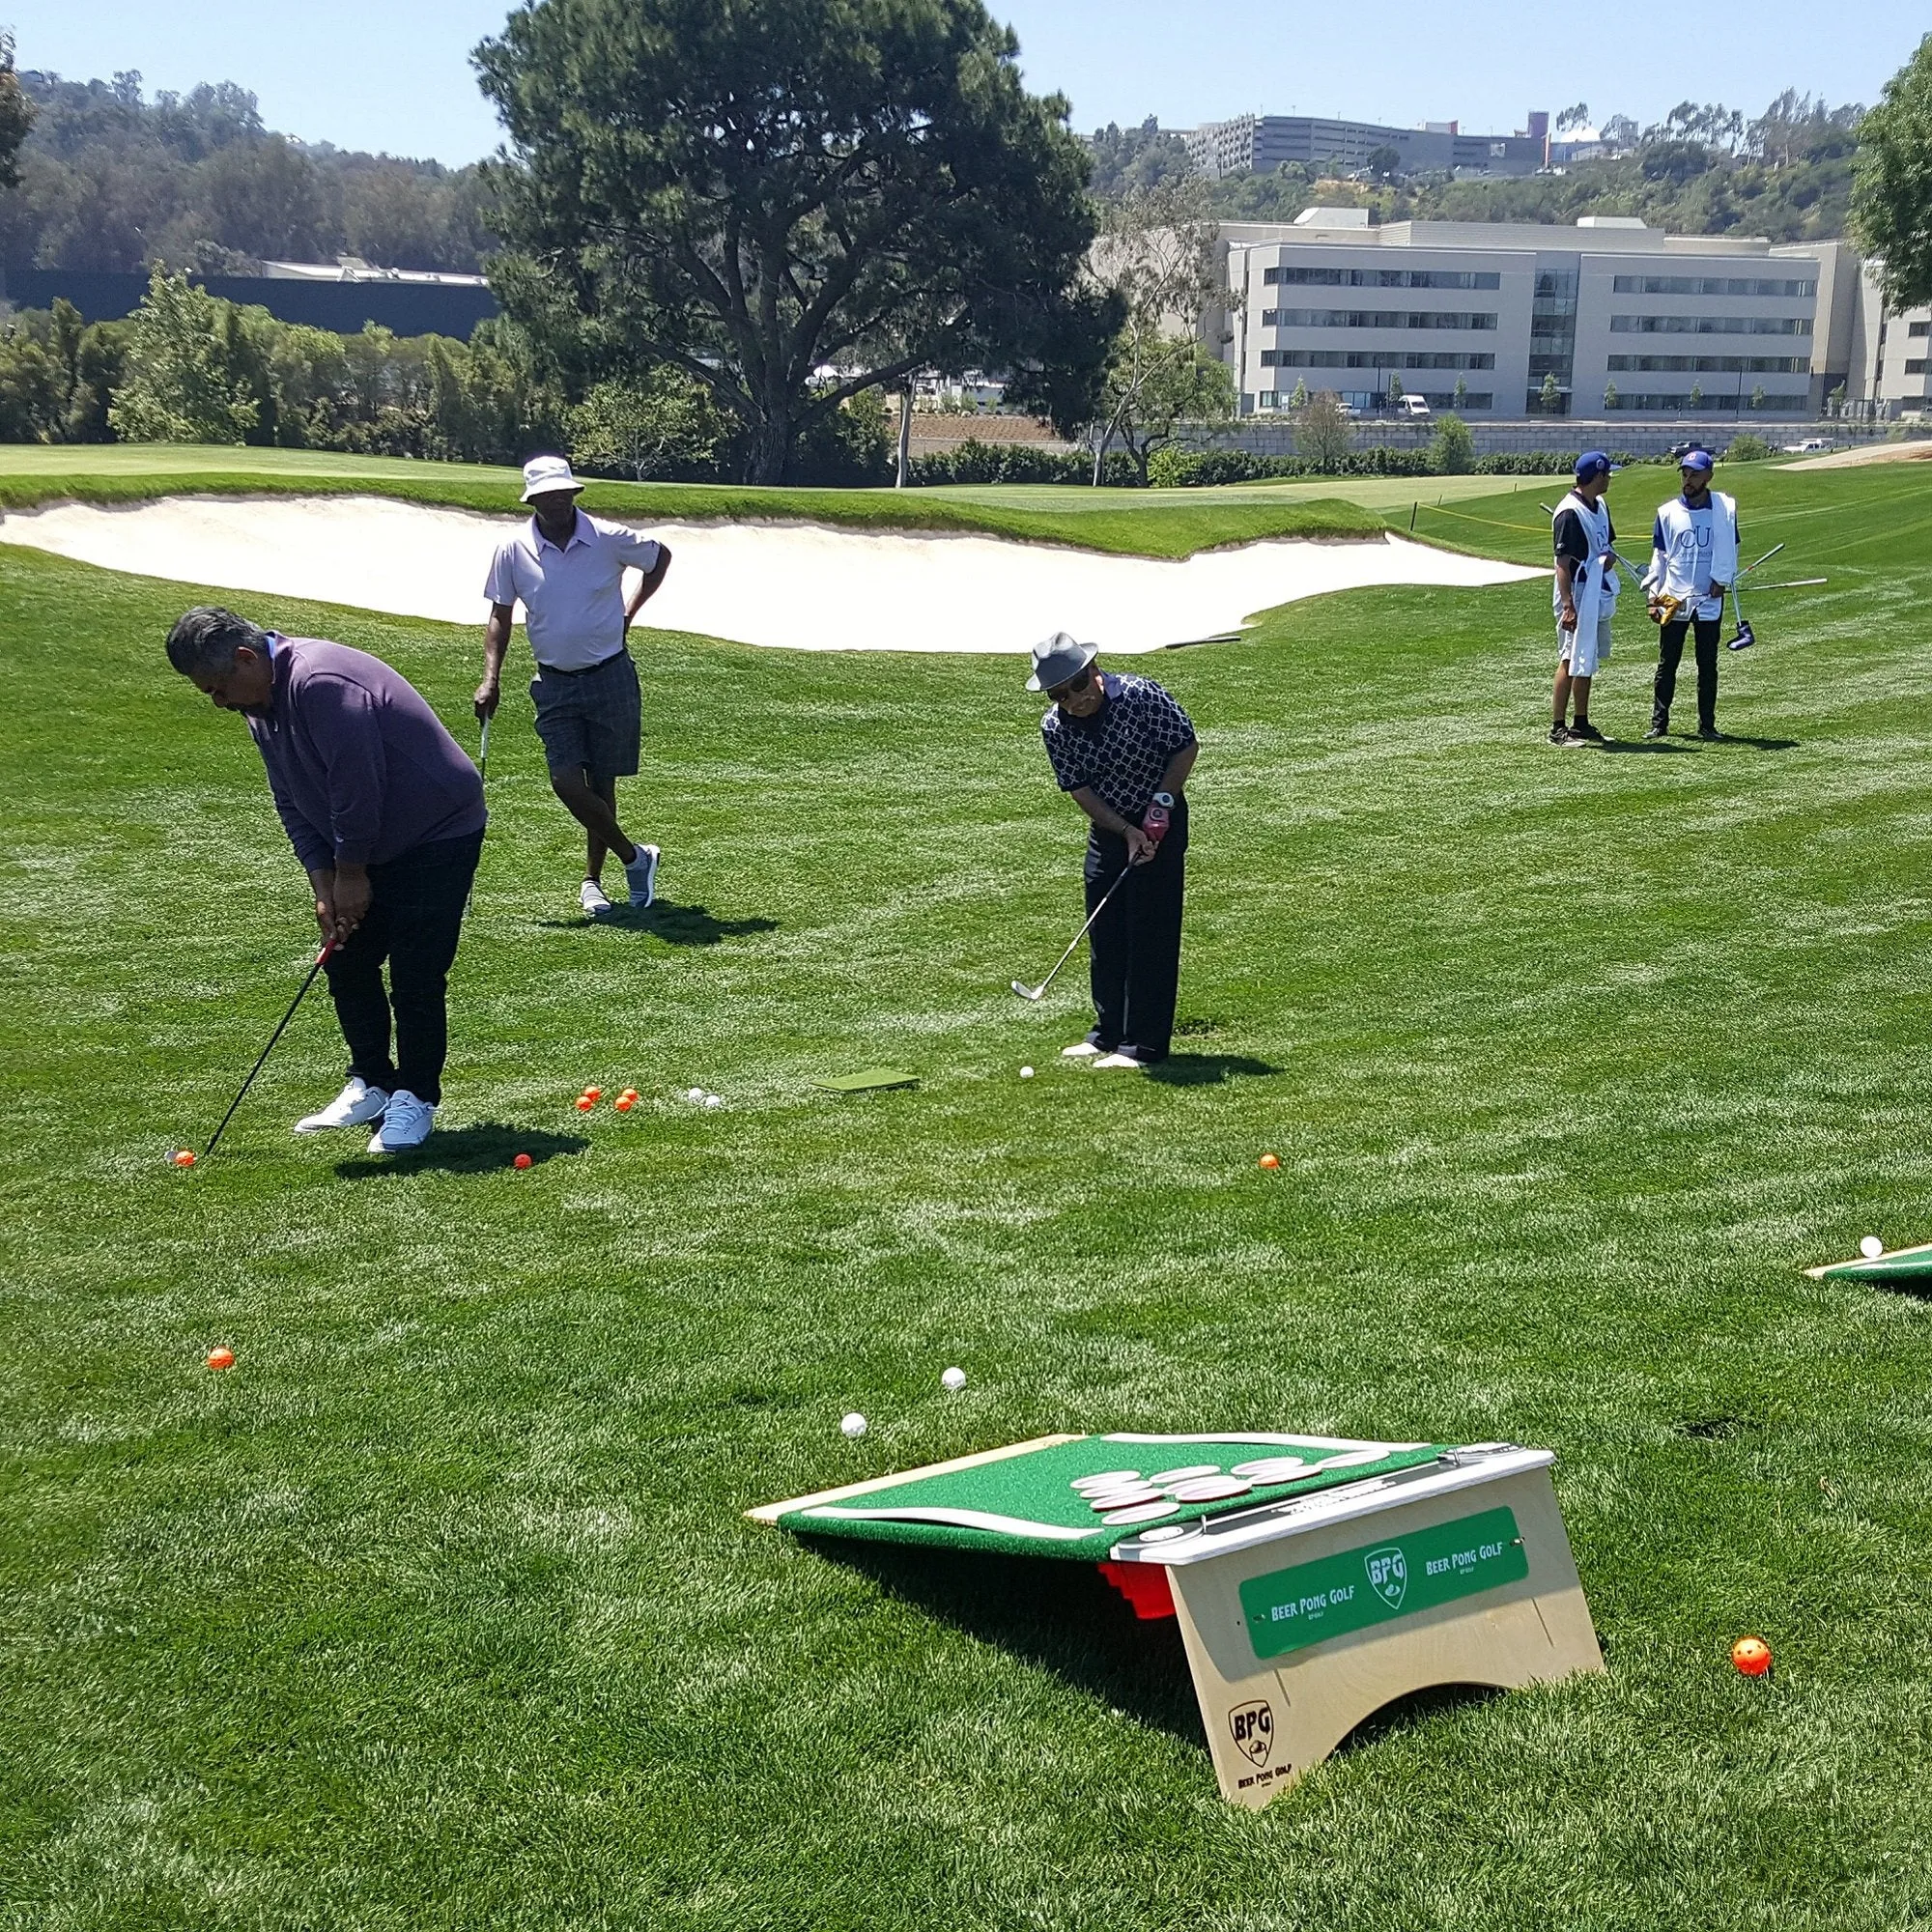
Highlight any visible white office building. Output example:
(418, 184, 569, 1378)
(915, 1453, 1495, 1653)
(1845, 261, 1932, 420)
(1212, 212, 1856, 420)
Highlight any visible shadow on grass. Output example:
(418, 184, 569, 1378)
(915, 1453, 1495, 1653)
(807, 1539, 1206, 1746)
(1145, 1053, 1282, 1086)
(1334, 1683, 1504, 1756)
(1598, 739, 1695, 755)
(1714, 734, 1800, 752)
(536, 897, 780, 946)
(334, 1121, 588, 1179)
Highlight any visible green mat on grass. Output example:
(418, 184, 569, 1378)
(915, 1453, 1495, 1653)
(775, 1432, 1451, 1561)
(1806, 1240, 1932, 1281)
(812, 1066, 920, 1094)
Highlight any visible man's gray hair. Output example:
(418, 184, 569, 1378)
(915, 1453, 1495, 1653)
(166, 606, 269, 676)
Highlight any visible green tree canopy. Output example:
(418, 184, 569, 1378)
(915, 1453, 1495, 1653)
(474, 0, 1116, 483)
(0, 32, 34, 191)
(1853, 34, 1932, 310)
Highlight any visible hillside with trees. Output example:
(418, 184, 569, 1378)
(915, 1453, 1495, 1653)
(0, 68, 495, 276)
(1085, 92, 1865, 242)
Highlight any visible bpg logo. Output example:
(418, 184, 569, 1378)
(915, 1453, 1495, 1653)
(1229, 1700, 1273, 1768)
(1365, 1545, 1407, 1610)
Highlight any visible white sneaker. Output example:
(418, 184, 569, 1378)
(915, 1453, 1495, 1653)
(294, 1076, 390, 1133)
(366, 1089, 435, 1152)
(581, 879, 612, 917)
(1062, 1041, 1102, 1060)
(624, 843, 660, 907)
(1092, 1052, 1147, 1070)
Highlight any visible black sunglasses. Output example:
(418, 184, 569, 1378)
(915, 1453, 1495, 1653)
(1048, 667, 1094, 699)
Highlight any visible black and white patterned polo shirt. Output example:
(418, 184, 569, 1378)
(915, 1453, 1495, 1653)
(1040, 672, 1196, 819)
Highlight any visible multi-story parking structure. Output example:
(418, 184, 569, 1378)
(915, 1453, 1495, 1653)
(1212, 212, 1853, 420)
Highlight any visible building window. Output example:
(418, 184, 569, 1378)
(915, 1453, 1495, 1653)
(1612, 392, 1808, 412)
(1606, 355, 1810, 375)
(1262, 349, 1495, 371)
(1264, 309, 1498, 330)
(1610, 315, 1811, 336)
(1910, 322, 1931, 337)
(1262, 266, 1501, 289)
(1907, 359, 1929, 375)
(1609, 274, 1816, 298)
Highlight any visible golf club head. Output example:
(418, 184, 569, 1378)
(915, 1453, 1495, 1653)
(1727, 619, 1755, 652)
(1011, 980, 1043, 1002)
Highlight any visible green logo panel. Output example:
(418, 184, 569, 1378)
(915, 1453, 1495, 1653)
(1239, 1507, 1528, 1660)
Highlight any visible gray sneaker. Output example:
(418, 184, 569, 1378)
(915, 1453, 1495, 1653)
(624, 843, 660, 908)
(1547, 724, 1572, 746)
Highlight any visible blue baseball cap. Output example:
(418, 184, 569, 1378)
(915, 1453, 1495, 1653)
(1679, 447, 1715, 472)
(1574, 450, 1619, 483)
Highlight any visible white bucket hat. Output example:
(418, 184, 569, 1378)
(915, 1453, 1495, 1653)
(520, 454, 583, 501)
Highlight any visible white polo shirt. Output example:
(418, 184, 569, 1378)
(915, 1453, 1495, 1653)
(483, 510, 665, 671)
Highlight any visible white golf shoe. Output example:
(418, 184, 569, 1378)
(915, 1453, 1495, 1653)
(366, 1090, 435, 1152)
(294, 1076, 390, 1133)
(580, 878, 612, 917)
(624, 842, 660, 907)
(1061, 1041, 1102, 1060)
(1091, 1052, 1147, 1071)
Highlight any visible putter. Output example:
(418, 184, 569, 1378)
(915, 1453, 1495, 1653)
(1727, 581, 1755, 652)
(1012, 867, 1134, 1003)
(201, 940, 337, 1161)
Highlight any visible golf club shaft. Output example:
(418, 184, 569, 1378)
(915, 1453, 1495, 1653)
(1736, 543, 1785, 580)
(1536, 504, 1648, 591)
(1033, 865, 1134, 999)
(478, 713, 490, 781)
(202, 941, 335, 1159)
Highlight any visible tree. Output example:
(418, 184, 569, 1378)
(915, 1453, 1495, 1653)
(1853, 33, 1932, 310)
(1288, 376, 1309, 411)
(1429, 412, 1475, 474)
(1385, 370, 1406, 409)
(1601, 114, 1640, 151)
(108, 270, 260, 442)
(1365, 145, 1402, 184)
(1750, 383, 1767, 410)
(1689, 380, 1703, 407)
(568, 369, 728, 480)
(1293, 389, 1352, 472)
(1555, 103, 1591, 134)
(1539, 372, 1561, 414)
(1085, 116, 1194, 198)
(475, 0, 1116, 485)
(0, 31, 34, 191)
(1452, 375, 1467, 409)
(1086, 176, 1225, 483)
(1603, 380, 1619, 410)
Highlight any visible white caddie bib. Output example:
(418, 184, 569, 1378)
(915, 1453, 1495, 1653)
(1554, 490, 1618, 638)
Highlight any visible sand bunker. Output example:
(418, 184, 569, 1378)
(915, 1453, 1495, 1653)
(0, 493, 1540, 654)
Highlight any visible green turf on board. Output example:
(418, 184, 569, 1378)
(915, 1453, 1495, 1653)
(4, 461, 1932, 1929)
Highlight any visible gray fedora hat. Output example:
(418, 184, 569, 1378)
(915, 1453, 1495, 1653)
(1026, 632, 1098, 692)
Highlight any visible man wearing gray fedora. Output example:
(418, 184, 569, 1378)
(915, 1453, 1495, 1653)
(1031, 634, 1197, 1069)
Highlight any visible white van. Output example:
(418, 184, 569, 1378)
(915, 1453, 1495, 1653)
(1397, 395, 1432, 420)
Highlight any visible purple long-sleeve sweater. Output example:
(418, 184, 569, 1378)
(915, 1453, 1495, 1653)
(244, 634, 485, 873)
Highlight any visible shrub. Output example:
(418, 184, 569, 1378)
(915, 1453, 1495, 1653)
(1724, 433, 1773, 462)
(1428, 413, 1476, 474)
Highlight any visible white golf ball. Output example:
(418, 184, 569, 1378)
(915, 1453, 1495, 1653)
(1019, 1066, 1035, 1079)
(840, 1411, 867, 1439)
(703, 1094, 723, 1109)
(687, 1087, 705, 1101)
(1861, 1235, 1884, 1259)
(942, 1366, 967, 1392)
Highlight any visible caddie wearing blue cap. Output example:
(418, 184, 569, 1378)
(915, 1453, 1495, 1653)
(1030, 634, 1198, 1069)
(1642, 447, 1737, 740)
(1548, 451, 1621, 747)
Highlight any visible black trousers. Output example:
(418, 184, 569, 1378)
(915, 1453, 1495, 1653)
(1083, 798, 1188, 1063)
(322, 830, 482, 1106)
(1653, 615, 1721, 731)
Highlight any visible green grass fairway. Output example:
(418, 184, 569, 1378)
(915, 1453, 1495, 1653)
(6, 462, 1932, 1929)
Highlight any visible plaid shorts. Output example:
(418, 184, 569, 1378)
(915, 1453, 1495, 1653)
(529, 650, 640, 779)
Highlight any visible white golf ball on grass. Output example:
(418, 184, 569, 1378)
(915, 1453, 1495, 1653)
(840, 1411, 867, 1439)
(1861, 1235, 1884, 1259)
(942, 1367, 967, 1393)
(1020, 1066, 1035, 1079)
(686, 1087, 705, 1102)
(703, 1094, 723, 1109)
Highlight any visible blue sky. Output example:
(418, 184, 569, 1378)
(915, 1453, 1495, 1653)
(9, 0, 1926, 165)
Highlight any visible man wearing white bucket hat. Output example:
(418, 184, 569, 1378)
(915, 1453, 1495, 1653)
(1031, 634, 1197, 1069)
(476, 455, 673, 916)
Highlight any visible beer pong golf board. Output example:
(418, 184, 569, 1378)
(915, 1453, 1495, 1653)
(1804, 1239, 1932, 1283)
(751, 1432, 1604, 1807)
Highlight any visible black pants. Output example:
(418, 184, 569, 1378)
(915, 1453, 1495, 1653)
(322, 831, 482, 1106)
(1083, 798, 1188, 1063)
(1653, 616, 1720, 732)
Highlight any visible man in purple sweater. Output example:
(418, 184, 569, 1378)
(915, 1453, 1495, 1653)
(166, 607, 486, 1153)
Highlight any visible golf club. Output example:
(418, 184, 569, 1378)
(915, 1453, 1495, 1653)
(466, 713, 490, 918)
(1536, 503, 1651, 594)
(200, 939, 336, 1161)
(1012, 866, 1134, 1003)
(1736, 543, 1785, 581)
(1727, 580, 1755, 651)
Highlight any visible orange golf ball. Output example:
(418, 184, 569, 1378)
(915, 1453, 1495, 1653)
(172, 1150, 196, 1167)
(614, 1094, 635, 1112)
(583, 1087, 602, 1101)
(513, 1152, 532, 1170)
(1732, 1636, 1772, 1677)
(207, 1347, 235, 1371)
(576, 1095, 595, 1113)
(1259, 1152, 1280, 1170)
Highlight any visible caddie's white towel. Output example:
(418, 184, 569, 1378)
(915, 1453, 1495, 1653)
(1646, 491, 1739, 621)
(1553, 488, 1619, 641)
